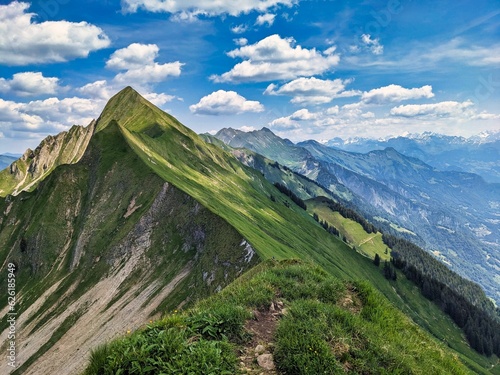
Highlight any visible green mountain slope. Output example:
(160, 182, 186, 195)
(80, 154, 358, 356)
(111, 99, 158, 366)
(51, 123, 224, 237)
(100, 88, 498, 373)
(307, 196, 390, 261)
(0, 111, 258, 375)
(1, 87, 497, 374)
(84, 260, 470, 375)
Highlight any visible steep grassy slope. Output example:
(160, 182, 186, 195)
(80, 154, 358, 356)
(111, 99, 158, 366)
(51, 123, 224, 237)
(201, 133, 338, 201)
(0, 123, 95, 197)
(215, 127, 500, 307)
(307, 197, 390, 261)
(101, 88, 497, 373)
(0, 117, 258, 375)
(84, 260, 471, 375)
(1, 87, 496, 374)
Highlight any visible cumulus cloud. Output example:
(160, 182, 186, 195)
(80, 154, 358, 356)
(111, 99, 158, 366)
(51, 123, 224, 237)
(390, 100, 474, 117)
(264, 77, 360, 104)
(269, 108, 317, 130)
(361, 34, 383, 55)
(269, 104, 383, 131)
(269, 116, 300, 130)
(78, 79, 180, 106)
(190, 90, 264, 115)
(231, 24, 248, 34)
(0, 1, 110, 66)
(105, 43, 183, 87)
(143, 92, 179, 106)
(255, 13, 276, 26)
(78, 80, 114, 100)
(0, 96, 102, 140)
(106, 43, 160, 70)
(0, 72, 60, 96)
(211, 35, 340, 83)
(234, 38, 248, 46)
(361, 84, 434, 104)
(122, 0, 296, 17)
(114, 62, 183, 84)
(239, 126, 256, 132)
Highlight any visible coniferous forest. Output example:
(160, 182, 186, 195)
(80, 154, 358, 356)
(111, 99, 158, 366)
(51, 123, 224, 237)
(383, 233, 500, 356)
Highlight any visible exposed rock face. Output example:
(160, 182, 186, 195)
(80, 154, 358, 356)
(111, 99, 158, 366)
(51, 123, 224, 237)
(0, 121, 95, 197)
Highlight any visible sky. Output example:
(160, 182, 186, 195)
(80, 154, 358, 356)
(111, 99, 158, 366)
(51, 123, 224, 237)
(0, 0, 499, 154)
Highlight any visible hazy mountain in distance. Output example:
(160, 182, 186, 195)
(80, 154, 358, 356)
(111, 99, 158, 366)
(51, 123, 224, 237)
(326, 132, 500, 183)
(0, 155, 17, 171)
(215, 127, 500, 305)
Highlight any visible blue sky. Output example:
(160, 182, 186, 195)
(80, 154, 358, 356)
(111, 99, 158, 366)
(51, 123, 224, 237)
(0, 0, 499, 153)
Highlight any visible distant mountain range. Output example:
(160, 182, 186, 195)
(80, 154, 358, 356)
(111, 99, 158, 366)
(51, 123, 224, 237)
(214, 127, 500, 305)
(0, 154, 18, 171)
(326, 132, 500, 183)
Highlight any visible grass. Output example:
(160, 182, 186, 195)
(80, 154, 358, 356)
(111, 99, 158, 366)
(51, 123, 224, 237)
(2, 87, 497, 373)
(307, 197, 390, 261)
(83, 260, 471, 375)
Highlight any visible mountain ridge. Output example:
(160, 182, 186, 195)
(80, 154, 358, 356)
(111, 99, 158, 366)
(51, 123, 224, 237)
(1, 87, 498, 374)
(326, 132, 500, 183)
(214, 127, 500, 305)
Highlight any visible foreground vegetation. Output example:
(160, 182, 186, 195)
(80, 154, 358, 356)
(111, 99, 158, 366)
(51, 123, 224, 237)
(83, 260, 470, 374)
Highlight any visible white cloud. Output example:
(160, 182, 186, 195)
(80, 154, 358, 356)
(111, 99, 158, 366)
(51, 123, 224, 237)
(0, 1, 110, 66)
(190, 90, 264, 115)
(19, 97, 102, 125)
(114, 62, 183, 84)
(471, 112, 500, 120)
(0, 86, 180, 147)
(78, 80, 179, 106)
(143, 92, 179, 107)
(422, 38, 500, 67)
(264, 77, 360, 104)
(269, 108, 316, 130)
(255, 13, 276, 26)
(290, 108, 317, 120)
(234, 38, 248, 46)
(231, 24, 248, 34)
(78, 80, 114, 100)
(106, 43, 160, 70)
(239, 126, 256, 132)
(390, 100, 475, 118)
(361, 85, 434, 104)
(211, 35, 340, 83)
(0, 72, 60, 96)
(106, 43, 183, 87)
(122, 0, 296, 17)
(269, 116, 300, 130)
(0, 96, 102, 139)
(361, 34, 383, 55)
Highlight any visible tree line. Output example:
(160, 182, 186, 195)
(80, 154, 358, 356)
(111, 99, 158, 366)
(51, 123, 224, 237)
(322, 197, 378, 234)
(383, 233, 500, 356)
(273, 183, 307, 210)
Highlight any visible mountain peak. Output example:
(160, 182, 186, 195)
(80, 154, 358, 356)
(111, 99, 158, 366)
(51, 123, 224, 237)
(94, 86, 194, 141)
(96, 86, 152, 132)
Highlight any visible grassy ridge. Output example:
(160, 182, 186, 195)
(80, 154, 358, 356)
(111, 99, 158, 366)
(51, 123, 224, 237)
(95, 88, 496, 372)
(3, 87, 495, 373)
(83, 260, 470, 374)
